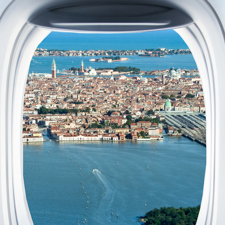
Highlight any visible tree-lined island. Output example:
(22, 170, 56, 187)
(89, 56, 129, 62)
(34, 48, 191, 57)
(139, 206, 200, 225)
(69, 66, 141, 74)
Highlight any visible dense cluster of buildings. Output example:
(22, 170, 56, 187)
(34, 48, 191, 57)
(23, 60, 204, 143)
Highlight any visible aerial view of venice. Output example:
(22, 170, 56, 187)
(23, 30, 206, 225)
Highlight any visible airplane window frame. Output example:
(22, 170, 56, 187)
(0, 0, 225, 224)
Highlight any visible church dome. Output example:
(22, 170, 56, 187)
(170, 67, 176, 76)
(165, 98, 171, 107)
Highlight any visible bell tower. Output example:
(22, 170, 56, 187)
(52, 59, 56, 78)
(81, 60, 84, 72)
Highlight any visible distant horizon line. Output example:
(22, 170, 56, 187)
(35, 47, 190, 51)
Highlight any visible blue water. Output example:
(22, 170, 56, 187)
(30, 55, 197, 74)
(30, 30, 197, 73)
(24, 137, 206, 225)
(38, 30, 188, 51)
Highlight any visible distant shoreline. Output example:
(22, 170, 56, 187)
(34, 48, 192, 58)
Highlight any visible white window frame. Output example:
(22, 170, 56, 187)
(0, 0, 225, 224)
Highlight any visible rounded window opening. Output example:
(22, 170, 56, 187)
(23, 30, 206, 225)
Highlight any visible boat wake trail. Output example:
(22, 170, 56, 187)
(92, 169, 115, 224)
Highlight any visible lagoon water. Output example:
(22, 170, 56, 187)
(30, 30, 197, 74)
(38, 30, 189, 51)
(30, 54, 197, 74)
(24, 136, 206, 225)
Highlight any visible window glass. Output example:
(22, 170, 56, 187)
(23, 30, 206, 225)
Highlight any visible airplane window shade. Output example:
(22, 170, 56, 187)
(29, 1, 193, 32)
